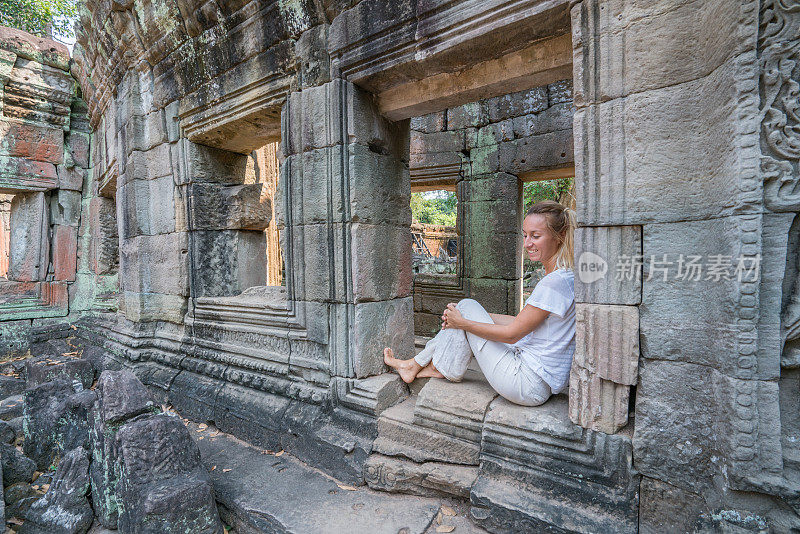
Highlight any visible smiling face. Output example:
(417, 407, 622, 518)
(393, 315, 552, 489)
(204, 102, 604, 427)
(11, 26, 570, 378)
(522, 214, 562, 269)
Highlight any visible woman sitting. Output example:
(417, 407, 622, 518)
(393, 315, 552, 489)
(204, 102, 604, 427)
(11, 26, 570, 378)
(384, 200, 576, 407)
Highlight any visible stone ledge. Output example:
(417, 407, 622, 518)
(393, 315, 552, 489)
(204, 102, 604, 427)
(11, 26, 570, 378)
(374, 397, 480, 465)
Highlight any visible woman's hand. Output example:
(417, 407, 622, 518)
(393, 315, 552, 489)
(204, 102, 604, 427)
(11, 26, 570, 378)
(441, 303, 463, 329)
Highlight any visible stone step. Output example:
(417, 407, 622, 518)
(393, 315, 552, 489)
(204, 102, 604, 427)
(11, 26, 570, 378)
(374, 397, 480, 465)
(414, 371, 497, 443)
(365, 453, 478, 499)
(193, 424, 451, 534)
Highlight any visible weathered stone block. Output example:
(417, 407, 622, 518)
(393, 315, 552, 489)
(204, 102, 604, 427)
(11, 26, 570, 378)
(23, 378, 95, 470)
(90, 370, 160, 528)
(640, 216, 771, 379)
(20, 447, 93, 534)
(184, 141, 248, 184)
(353, 297, 414, 378)
(574, 303, 639, 386)
(475, 119, 515, 147)
(120, 232, 189, 296)
(639, 360, 782, 493)
(364, 453, 477, 498)
(125, 110, 168, 153)
(511, 101, 574, 138)
(349, 143, 410, 226)
(25, 355, 94, 389)
(0, 120, 63, 163)
(64, 131, 90, 169)
(283, 145, 345, 226)
(464, 200, 520, 280)
(574, 55, 744, 226)
(190, 183, 272, 230)
(124, 142, 173, 183)
(571, 0, 741, 106)
(117, 175, 176, 238)
(497, 128, 574, 175)
(473, 395, 638, 533)
(190, 230, 266, 297)
(56, 165, 86, 191)
(467, 278, 512, 315)
(50, 189, 81, 226)
(410, 129, 464, 155)
(639, 476, 707, 534)
(52, 225, 78, 281)
(448, 101, 489, 130)
(88, 196, 118, 275)
(115, 414, 223, 534)
(296, 24, 331, 88)
(548, 79, 572, 106)
(122, 292, 187, 324)
(575, 225, 641, 305)
(351, 223, 412, 302)
(410, 111, 446, 133)
(461, 172, 518, 202)
(487, 86, 548, 122)
(415, 375, 497, 443)
(0, 442, 35, 486)
(373, 397, 480, 465)
(568, 364, 629, 434)
(8, 192, 48, 282)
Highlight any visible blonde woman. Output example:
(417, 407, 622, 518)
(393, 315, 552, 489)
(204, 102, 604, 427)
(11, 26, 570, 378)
(384, 200, 576, 407)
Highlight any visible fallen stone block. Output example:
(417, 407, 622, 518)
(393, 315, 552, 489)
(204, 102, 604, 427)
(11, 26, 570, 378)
(0, 442, 35, 486)
(0, 419, 16, 444)
(23, 379, 96, 470)
(25, 354, 94, 389)
(4, 481, 37, 519)
(89, 370, 159, 528)
(0, 375, 25, 398)
(20, 446, 93, 534)
(0, 395, 23, 420)
(115, 414, 223, 534)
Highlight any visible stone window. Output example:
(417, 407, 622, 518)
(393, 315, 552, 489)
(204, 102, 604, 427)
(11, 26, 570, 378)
(0, 194, 12, 279)
(410, 185, 462, 337)
(519, 171, 575, 306)
(247, 141, 284, 287)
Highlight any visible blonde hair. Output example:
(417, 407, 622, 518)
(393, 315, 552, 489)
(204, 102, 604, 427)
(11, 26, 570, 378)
(525, 200, 576, 270)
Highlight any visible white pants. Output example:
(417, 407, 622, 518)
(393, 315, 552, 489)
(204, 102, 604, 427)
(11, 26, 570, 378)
(414, 298, 552, 406)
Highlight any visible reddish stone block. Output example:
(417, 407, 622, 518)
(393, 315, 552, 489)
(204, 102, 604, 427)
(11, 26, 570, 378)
(0, 120, 64, 164)
(52, 224, 78, 281)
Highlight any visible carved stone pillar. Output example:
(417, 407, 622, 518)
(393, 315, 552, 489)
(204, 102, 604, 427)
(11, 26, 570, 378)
(281, 79, 414, 380)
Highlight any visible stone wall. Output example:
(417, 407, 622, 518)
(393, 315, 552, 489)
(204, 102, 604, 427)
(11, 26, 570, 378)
(0, 27, 105, 355)
(0, 0, 795, 531)
(409, 80, 574, 336)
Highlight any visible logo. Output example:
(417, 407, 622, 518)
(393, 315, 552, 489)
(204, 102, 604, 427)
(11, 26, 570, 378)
(578, 251, 607, 284)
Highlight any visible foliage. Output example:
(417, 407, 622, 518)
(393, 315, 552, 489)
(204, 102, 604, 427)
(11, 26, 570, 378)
(523, 176, 573, 211)
(410, 190, 457, 227)
(0, 0, 78, 40)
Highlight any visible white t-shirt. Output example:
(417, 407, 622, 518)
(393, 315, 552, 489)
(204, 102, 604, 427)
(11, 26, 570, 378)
(511, 268, 575, 394)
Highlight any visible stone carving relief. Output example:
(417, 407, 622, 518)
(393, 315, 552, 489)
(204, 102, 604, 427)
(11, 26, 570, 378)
(760, 0, 800, 212)
(761, 1, 800, 362)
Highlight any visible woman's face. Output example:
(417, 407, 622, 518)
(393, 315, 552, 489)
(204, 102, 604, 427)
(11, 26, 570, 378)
(522, 214, 561, 265)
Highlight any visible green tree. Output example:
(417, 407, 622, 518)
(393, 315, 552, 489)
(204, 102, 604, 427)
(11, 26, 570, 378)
(410, 191, 457, 226)
(0, 0, 78, 40)
(522, 176, 573, 211)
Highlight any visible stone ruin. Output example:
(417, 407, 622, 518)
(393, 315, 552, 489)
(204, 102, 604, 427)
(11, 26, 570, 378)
(0, 0, 797, 532)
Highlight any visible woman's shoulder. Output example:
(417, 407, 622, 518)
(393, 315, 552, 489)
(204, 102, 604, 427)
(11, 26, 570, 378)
(542, 268, 574, 295)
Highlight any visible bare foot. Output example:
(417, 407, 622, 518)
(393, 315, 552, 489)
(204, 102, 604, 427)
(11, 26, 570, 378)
(417, 363, 445, 379)
(384, 348, 423, 384)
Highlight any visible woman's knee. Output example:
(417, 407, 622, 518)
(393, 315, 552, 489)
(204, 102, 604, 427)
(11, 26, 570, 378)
(456, 298, 483, 316)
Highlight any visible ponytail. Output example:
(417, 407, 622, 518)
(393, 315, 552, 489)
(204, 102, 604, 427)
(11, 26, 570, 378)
(525, 200, 575, 270)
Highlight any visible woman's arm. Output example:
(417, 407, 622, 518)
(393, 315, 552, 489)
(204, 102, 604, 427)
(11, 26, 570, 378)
(488, 313, 515, 325)
(443, 304, 550, 344)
